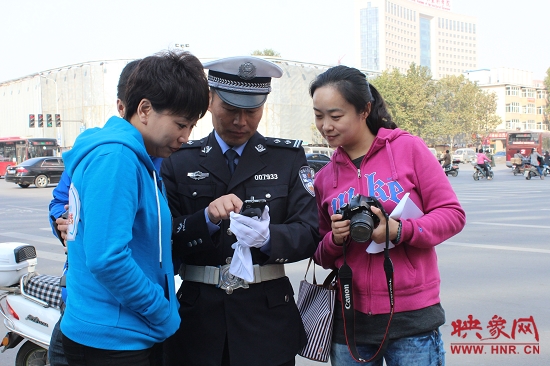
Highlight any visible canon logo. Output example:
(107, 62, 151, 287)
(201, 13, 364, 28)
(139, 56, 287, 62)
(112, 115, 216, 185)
(344, 284, 351, 309)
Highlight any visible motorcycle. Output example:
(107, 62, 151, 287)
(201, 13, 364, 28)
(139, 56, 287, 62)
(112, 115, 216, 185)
(0, 242, 61, 366)
(524, 164, 547, 180)
(442, 162, 460, 177)
(472, 161, 494, 181)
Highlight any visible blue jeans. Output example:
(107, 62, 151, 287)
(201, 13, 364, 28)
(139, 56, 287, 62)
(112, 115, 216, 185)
(49, 318, 69, 366)
(330, 329, 445, 366)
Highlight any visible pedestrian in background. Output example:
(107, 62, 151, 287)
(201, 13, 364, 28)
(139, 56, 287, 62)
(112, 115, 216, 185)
(310, 65, 465, 365)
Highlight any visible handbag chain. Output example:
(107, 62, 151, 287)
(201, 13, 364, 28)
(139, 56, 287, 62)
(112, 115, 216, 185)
(338, 207, 395, 363)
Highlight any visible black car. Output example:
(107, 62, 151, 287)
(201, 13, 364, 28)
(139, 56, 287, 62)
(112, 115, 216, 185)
(5, 157, 64, 188)
(306, 153, 331, 175)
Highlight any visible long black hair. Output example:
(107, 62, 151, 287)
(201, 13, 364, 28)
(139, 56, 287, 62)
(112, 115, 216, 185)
(309, 65, 397, 135)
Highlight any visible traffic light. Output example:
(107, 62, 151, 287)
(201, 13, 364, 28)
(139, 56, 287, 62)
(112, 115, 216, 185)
(46, 114, 53, 127)
(37, 114, 44, 128)
(29, 114, 35, 128)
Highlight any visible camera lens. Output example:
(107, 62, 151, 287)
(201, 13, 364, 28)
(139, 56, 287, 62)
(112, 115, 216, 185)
(349, 212, 374, 242)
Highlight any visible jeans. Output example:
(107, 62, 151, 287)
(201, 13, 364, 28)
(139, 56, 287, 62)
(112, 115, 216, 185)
(61, 333, 152, 366)
(49, 319, 69, 366)
(330, 329, 445, 366)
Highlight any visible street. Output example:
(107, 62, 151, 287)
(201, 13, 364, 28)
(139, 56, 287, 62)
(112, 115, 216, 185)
(1, 161, 549, 365)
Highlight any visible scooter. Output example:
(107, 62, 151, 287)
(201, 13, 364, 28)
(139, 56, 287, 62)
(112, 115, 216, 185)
(0, 242, 61, 366)
(524, 164, 547, 180)
(442, 162, 460, 177)
(472, 161, 494, 181)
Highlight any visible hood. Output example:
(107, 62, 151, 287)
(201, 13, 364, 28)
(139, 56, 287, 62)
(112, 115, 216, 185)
(330, 128, 411, 188)
(63, 116, 154, 177)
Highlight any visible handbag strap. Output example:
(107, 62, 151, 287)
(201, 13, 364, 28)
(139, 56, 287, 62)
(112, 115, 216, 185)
(305, 258, 338, 287)
(339, 209, 395, 363)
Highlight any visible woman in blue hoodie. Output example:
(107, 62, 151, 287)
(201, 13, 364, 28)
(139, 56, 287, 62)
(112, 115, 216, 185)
(60, 50, 210, 366)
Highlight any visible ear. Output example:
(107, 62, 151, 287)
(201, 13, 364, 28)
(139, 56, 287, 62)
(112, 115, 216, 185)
(136, 99, 152, 125)
(116, 99, 125, 118)
(207, 91, 214, 112)
(361, 102, 372, 119)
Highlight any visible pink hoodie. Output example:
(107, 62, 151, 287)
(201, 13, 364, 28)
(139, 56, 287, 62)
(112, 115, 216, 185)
(313, 128, 465, 315)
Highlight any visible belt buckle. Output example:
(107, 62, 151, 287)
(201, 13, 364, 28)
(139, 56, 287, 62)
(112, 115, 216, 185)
(218, 259, 249, 294)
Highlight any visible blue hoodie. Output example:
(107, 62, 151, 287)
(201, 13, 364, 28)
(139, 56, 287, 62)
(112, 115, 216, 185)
(60, 116, 179, 350)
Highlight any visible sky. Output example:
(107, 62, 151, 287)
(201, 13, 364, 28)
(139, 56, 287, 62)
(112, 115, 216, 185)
(0, 0, 548, 83)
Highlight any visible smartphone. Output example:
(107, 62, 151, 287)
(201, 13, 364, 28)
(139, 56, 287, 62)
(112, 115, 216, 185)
(240, 197, 267, 218)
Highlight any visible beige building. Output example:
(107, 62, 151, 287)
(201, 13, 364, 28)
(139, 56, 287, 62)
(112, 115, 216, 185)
(0, 57, 379, 149)
(464, 67, 548, 151)
(355, 0, 478, 78)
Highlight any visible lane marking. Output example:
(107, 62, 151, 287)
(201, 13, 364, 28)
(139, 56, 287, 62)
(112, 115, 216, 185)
(469, 222, 550, 229)
(444, 241, 550, 254)
(0, 232, 60, 245)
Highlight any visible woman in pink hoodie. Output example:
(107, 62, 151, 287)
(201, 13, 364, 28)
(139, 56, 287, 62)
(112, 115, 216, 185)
(310, 66, 465, 365)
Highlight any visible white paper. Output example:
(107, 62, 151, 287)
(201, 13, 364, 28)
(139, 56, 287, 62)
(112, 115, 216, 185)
(366, 193, 424, 254)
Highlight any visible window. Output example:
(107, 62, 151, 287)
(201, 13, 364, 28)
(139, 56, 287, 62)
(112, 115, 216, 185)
(538, 90, 547, 99)
(506, 86, 519, 96)
(506, 102, 520, 113)
(538, 106, 546, 115)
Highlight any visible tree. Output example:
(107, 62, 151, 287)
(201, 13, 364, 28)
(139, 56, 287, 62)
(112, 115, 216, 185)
(371, 64, 436, 140)
(251, 49, 281, 57)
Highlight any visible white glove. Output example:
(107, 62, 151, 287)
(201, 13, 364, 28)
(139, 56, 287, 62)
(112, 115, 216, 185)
(228, 206, 270, 282)
(229, 206, 270, 248)
(229, 242, 254, 282)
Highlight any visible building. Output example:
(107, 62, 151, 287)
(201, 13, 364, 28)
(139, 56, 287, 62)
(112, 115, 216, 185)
(464, 67, 548, 151)
(0, 58, 378, 150)
(355, 0, 478, 78)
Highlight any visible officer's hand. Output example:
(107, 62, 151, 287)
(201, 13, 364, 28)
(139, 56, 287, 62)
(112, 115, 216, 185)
(330, 213, 349, 246)
(207, 194, 242, 223)
(229, 206, 270, 248)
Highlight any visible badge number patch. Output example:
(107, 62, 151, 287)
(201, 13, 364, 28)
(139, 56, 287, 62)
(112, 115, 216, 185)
(299, 166, 315, 197)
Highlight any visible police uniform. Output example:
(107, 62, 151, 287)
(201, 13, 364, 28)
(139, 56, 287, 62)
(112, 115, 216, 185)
(162, 57, 319, 366)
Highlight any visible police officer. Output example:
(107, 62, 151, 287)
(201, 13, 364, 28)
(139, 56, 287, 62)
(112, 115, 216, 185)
(162, 56, 319, 366)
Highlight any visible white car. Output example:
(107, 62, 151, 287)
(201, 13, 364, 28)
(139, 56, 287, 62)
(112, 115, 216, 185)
(452, 148, 477, 163)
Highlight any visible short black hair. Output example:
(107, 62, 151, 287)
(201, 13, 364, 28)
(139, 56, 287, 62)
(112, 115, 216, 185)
(117, 60, 140, 102)
(124, 50, 209, 122)
(310, 65, 397, 135)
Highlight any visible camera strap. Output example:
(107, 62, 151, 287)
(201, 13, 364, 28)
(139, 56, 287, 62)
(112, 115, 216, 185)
(338, 211, 394, 363)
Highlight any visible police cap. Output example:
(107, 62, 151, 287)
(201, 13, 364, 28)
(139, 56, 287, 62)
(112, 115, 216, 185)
(203, 56, 283, 109)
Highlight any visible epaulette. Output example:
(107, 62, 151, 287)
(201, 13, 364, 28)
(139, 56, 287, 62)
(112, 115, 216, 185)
(265, 137, 303, 149)
(178, 139, 204, 149)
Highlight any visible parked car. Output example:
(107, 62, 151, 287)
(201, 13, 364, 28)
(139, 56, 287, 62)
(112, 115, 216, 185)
(493, 151, 506, 164)
(452, 148, 476, 164)
(306, 153, 331, 175)
(4, 157, 64, 188)
(303, 146, 334, 158)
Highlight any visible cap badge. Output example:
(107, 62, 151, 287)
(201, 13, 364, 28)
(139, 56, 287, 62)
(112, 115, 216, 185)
(201, 146, 212, 154)
(238, 62, 256, 80)
(255, 144, 266, 152)
(187, 171, 210, 180)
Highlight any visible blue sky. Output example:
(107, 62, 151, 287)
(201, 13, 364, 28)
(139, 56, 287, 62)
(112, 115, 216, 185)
(1, 0, 547, 82)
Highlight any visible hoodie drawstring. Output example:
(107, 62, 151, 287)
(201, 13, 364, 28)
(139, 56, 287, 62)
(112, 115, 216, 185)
(385, 140, 399, 181)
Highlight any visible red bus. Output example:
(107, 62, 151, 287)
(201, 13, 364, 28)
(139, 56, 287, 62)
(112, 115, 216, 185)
(0, 137, 59, 177)
(505, 131, 550, 163)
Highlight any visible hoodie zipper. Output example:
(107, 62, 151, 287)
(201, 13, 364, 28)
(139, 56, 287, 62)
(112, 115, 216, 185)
(153, 170, 163, 268)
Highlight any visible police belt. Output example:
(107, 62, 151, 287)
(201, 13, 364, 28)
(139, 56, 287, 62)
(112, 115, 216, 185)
(179, 262, 285, 294)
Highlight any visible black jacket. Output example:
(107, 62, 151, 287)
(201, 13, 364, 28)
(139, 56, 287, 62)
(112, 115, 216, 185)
(161, 131, 319, 366)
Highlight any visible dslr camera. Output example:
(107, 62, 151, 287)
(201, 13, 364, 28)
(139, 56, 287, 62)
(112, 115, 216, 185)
(336, 195, 383, 242)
